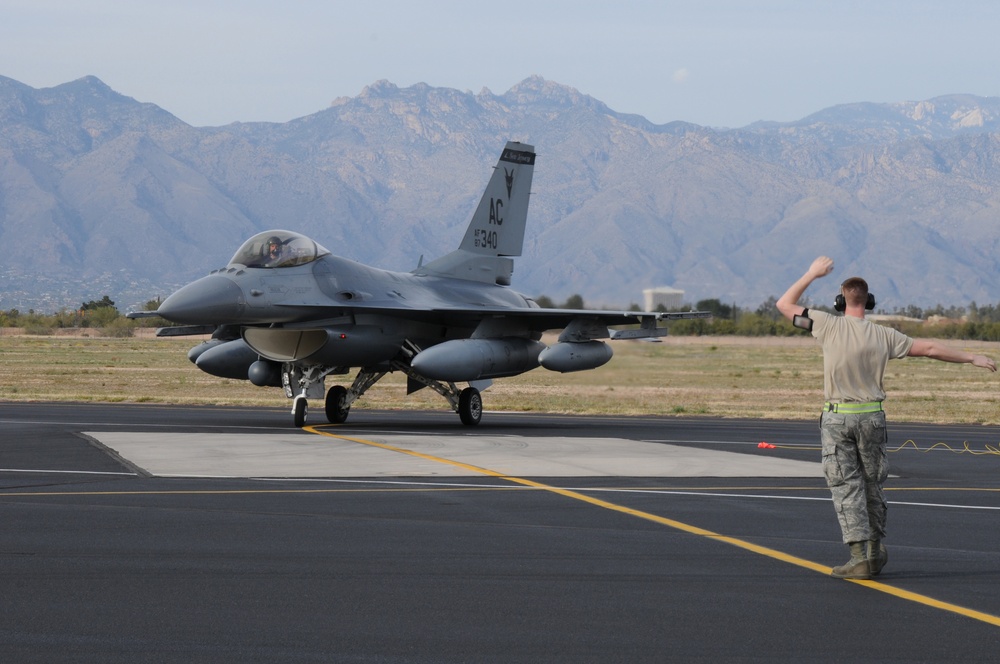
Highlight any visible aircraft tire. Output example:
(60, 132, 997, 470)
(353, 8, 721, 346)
(458, 387, 482, 426)
(325, 385, 350, 424)
(293, 396, 307, 428)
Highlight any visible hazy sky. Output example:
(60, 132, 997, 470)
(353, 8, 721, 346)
(5, 0, 1000, 128)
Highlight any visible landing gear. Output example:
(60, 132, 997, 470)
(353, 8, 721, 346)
(325, 385, 350, 424)
(285, 364, 337, 428)
(292, 395, 308, 428)
(284, 358, 489, 427)
(395, 360, 488, 426)
(458, 387, 482, 426)
(286, 365, 386, 427)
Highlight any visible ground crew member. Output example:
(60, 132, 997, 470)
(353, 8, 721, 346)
(776, 256, 996, 579)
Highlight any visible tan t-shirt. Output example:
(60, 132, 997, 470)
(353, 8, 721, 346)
(809, 310, 914, 403)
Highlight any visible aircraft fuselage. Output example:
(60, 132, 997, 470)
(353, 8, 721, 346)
(158, 250, 541, 377)
(158, 254, 536, 327)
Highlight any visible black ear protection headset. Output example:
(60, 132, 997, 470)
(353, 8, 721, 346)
(834, 290, 876, 312)
(795, 278, 875, 332)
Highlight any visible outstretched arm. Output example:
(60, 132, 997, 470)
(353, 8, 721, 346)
(776, 256, 834, 321)
(908, 339, 997, 372)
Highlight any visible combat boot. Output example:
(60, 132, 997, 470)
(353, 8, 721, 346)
(830, 542, 871, 580)
(867, 539, 888, 575)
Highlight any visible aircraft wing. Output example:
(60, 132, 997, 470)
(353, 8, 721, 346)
(144, 296, 709, 339)
(428, 307, 712, 341)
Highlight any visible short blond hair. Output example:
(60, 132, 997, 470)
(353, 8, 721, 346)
(841, 277, 869, 308)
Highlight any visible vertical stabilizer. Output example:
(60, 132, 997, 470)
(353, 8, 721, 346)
(459, 141, 535, 257)
(415, 141, 536, 285)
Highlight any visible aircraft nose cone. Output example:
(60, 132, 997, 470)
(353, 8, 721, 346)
(156, 275, 246, 324)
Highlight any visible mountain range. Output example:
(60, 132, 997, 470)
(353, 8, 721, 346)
(1, 74, 999, 313)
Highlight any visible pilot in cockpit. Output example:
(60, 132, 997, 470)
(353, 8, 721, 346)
(229, 230, 326, 269)
(264, 236, 284, 266)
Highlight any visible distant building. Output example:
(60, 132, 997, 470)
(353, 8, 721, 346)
(643, 286, 684, 312)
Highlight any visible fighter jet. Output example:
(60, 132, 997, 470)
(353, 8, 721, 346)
(131, 142, 708, 427)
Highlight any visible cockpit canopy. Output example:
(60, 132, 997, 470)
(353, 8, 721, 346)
(229, 230, 330, 269)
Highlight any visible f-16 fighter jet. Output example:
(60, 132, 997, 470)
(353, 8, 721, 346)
(132, 142, 708, 426)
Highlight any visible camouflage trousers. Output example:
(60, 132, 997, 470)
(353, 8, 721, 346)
(819, 410, 889, 544)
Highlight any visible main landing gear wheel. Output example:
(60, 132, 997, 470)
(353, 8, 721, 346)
(293, 395, 308, 428)
(325, 385, 350, 424)
(458, 387, 482, 426)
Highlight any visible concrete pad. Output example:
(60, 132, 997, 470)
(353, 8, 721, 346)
(375, 435, 822, 478)
(86, 432, 455, 478)
(87, 431, 823, 478)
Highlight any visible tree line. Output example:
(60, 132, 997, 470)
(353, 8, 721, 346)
(4, 294, 1000, 341)
(0, 297, 162, 337)
(539, 294, 1000, 341)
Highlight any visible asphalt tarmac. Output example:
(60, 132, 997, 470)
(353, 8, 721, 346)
(3, 401, 1000, 663)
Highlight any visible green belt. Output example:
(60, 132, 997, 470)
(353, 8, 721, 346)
(824, 401, 883, 414)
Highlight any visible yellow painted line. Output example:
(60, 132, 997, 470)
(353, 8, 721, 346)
(305, 425, 1000, 629)
(850, 580, 1000, 626)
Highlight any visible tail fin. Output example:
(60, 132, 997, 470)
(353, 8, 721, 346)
(415, 141, 535, 285)
(459, 142, 535, 258)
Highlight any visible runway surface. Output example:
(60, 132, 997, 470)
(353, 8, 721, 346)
(3, 401, 1000, 662)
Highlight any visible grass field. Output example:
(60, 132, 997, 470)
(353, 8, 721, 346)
(1, 330, 997, 424)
